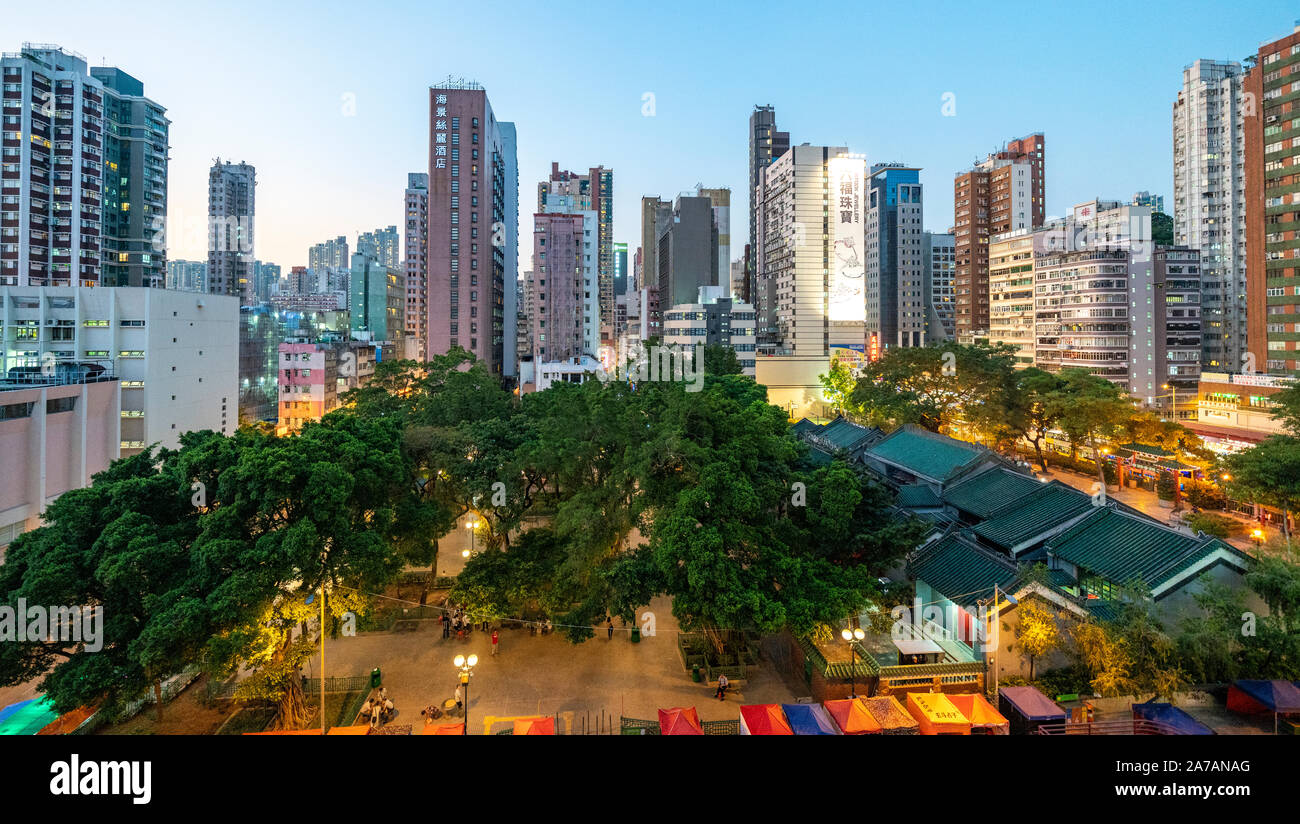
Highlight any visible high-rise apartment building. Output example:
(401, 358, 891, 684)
(529, 213, 585, 363)
(864, 163, 925, 351)
(613, 241, 628, 297)
(424, 80, 518, 378)
(747, 105, 789, 305)
(988, 228, 1035, 366)
(2, 46, 106, 288)
(537, 172, 599, 357)
(252, 260, 280, 303)
(1244, 25, 1300, 375)
(755, 144, 865, 358)
(92, 67, 168, 289)
(404, 172, 428, 359)
(309, 235, 349, 273)
(953, 133, 1045, 338)
(349, 252, 401, 342)
(922, 232, 956, 342)
(1173, 59, 1247, 372)
(207, 159, 255, 302)
(640, 196, 672, 296)
(357, 225, 400, 269)
(697, 187, 731, 291)
(538, 163, 610, 348)
(657, 193, 721, 307)
(166, 259, 206, 292)
(1133, 190, 1166, 214)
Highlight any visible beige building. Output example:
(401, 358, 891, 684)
(988, 229, 1035, 367)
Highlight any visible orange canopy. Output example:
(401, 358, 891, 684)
(513, 716, 556, 735)
(739, 704, 793, 735)
(823, 698, 883, 734)
(946, 693, 1010, 734)
(658, 706, 703, 735)
(420, 722, 465, 735)
(38, 704, 98, 736)
(244, 728, 325, 735)
(327, 725, 372, 735)
(860, 696, 920, 733)
(905, 692, 971, 735)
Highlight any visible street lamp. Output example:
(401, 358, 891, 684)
(462, 519, 478, 558)
(1161, 383, 1176, 420)
(840, 626, 866, 699)
(453, 653, 478, 735)
(1252, 528, 1265, 548)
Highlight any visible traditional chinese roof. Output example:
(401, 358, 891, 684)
(907, 532, 1020, 607)
(972, 482, 1095, 551)
(895, 483, 943, 509)
(941, 467, 1045, 518)
(865, 425, 987, 484)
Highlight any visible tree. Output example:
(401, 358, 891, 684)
(847, 342, 1019, 433)
(1270, 378, 1300, 436)
(703, 344, 743, 377)
(818, 357, 861, 418)
(1047, 369, 1134, 490)
(1151, 211, 1174, 246)
(1000, 368, 1064, 472)
(1224, 436, 1300, 546)
(1015, 599, 1061, 681)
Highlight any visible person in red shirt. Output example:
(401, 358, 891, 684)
(491, 629, 499, 656)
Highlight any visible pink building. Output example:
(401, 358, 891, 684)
(276, 342, 338, 434)
(0, 378, 119, 556)
(531, 213, 585, 362)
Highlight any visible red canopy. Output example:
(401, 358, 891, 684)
(420, 722, 465, 735)
(658, 706, 703, 735)
(513, 716, 556, 735)
(739, 704, 793, 735)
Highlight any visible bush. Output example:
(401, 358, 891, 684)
(1184, 511, 1241, 539)
(1035, 665, 1093, 698)
(1184, 480, 1227, 511)
(1156, 472, 1178, 501)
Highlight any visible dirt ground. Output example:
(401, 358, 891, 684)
(96, 674, 232, 735)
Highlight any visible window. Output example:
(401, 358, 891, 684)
(46, 396, 76, 414)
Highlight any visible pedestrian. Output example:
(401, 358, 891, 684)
(607, 617, 614, 640)
(716, 673, 729, 701)
(383, 697, 395, 720)
(491, 629, 499, 656)
(454, 684, 463, 716)
(420, 706, 437, 727)
(442, 613, 450, 639)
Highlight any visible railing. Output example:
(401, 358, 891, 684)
(620, 716, 740, 735)
(1035, 719, 1181, 735)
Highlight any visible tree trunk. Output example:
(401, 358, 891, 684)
(1088, 433, 1107, 491)
(1032, 436, 1048, 473)
(420, 536, 440, 606)
(153, 679, 163, 722)
(275, 673, 309, 731)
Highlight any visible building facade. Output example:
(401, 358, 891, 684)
(988, 228, 1036, 366)
(922, 231, 956, 342)
(529, 213, 585, 363)
(864, 163, 925, 351)
(747, 105, 789, 305)
(404, 172, 428, 360)
(953, 134, 1045, 338)
(662, 293, 757, 375)
(207, 159, 255, 302)
(1173, 59, 1248, 372)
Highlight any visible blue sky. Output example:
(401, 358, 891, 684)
(9, 0, 1294, 270)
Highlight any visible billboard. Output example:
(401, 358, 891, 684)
(828, 155, 865, 322)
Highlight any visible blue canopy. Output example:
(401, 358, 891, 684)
(781, 703, 840, 735)
(1132, 701, 1215, 735)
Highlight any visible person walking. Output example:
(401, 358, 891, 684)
(716, 673, 729, 701)
(454, 684, 464, 716)
(607, 617, 614, 640)
(491, 629, 499, 656)
(441, 613, 450, 639)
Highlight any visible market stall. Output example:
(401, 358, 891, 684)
(998, 686, 1066, 735)
(824, 698, 883, 735)
(327, 725, 372, 735)
(739, 704, 793, 735)
(860, 696, 919, 735)
(0, 698, 59, 736)
(781, 703, 839, 735)
(1131, 701, 1214, 735)
(420, 722, 465, 735)
(905, 692, 971, 735)
(658, 706, 703, 735)
(947, 693, 1009, 735)
(1227, 679, 1300, 733)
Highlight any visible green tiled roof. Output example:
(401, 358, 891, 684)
(806, 446, 833, 466)
(972, 482, 1094, 549)
(942, 467, 1045, 518)
(819, 418, 879, 451)
(908, 532, 1019, 607)
(791, 418, 821, 436)
(1046, 507, 1246, 593)
(866, 425, 984, 483)
(895, 483, 942, 508)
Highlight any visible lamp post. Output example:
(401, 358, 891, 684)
(1252, 528, 1264, 549)
(840, 626, 865, 699)
(462, 518, 478, 559)
(454, 653, 477, 735)
(1161, 383, 1177, 421)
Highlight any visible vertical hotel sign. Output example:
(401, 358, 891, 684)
(828, 155, 865, 322)
(433, 94, 448, 169)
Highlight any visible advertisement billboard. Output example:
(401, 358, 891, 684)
(828, 155, 865, 322)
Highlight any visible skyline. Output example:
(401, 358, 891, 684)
(7, 0, 1294, 270)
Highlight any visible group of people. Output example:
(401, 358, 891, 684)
(529, 618, 553, 636)
(441, 606, 487, 639)
(360, 687, 396, 728)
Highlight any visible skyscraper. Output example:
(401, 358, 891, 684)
(864, 164, 925, 351)
(747, 105, 789, 305)
(357, 225, 400, 269)
(538, 163, 612, 346)
(1, 46, 106, 288)
(309, 236, 349, 273)
(697, 186, 731, 292)
(207, 159, 256, 302)
(404, 172, 429, 359)
(1244, 25, 1300, 375)
(1173, 59, 1247, 372)
(952, 133, 1045, 338)
(92, 66, 169, 289)
(922, 232, 956, 342)
(424, 79, 518, 378)
(529, 213, 586, 362)
(657, 193, 721, 307)
(755, 144, 865, 358)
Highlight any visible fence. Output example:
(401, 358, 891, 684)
(1035, 719, 1181, 735)
(620, 716, 741, 735)
(207, 674, 371, 703)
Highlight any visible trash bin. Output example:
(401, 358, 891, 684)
(691, 664, 702, 683)
(630, 627, 641, 643)
(370, 667, 382, 688)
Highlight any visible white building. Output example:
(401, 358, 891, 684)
(923, 231, 955, 342)
(1172, 59, 1248, 372)
(1, 286, 238, 456)
(662, 289, 757, 375)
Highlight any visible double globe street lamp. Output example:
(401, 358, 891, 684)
(841, 626, 866, 699)
(454, 653, 477, 735)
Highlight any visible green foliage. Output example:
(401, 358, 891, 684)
(1224, 436, 1300, 542)
(1156, 472, 1178, 501)
(1183, 512, 1240, 539)
(1151, 211, 1174, 246)
(702, 344, 743, 377)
